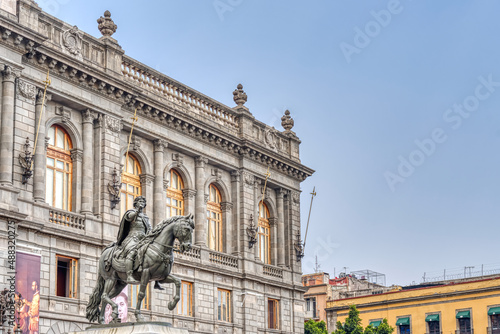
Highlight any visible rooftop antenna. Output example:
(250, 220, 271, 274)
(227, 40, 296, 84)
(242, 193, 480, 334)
(314, 255, 321, 273)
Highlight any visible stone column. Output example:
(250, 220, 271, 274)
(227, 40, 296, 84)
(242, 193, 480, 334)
(230, 170, 240, 256)
(70, 148, 83, 213)
(81, 109, 95, 214)
(221, 202, 233, 253)
(269, 217, 278, 265)
(33, 90, 51, 201)
(254, 180, 261, 261)
(194, 156, 207, 246)
(153, 139, 167, 225)
(0, 66, 17, 185)
(277, 189, 286, 266)
(182, 189, 196, 216)
(139, 174, 154, 217)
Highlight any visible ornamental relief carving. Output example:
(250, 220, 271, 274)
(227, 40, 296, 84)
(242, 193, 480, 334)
(104, 115, 122, 133)
(291, 191, 300, 204)
(242, 171, 254, 188)
(62, 26, 83, 58)
(17, 80, 36, 101)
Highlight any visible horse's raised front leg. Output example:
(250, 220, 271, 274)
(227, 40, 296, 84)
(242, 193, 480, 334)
(134, 268, 150, 322)
(100, 279, 118, 324)
(160, 274, 181, 311)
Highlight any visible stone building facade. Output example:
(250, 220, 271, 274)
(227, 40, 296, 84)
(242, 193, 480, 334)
(0, 1, 313, 333)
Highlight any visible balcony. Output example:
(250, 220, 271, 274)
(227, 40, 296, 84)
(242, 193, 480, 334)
(208, 250, 238, 269)
(49, 209, 85, 230)
(263, 264, 283, 279)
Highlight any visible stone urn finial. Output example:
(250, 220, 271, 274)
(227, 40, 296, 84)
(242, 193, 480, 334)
(97, 10, 117, 38)
(233, 83, 247, 107)
(281, 109, 294, 132)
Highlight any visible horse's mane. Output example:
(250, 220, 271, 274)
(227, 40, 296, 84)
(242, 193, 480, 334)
(143, 215, 183, 242)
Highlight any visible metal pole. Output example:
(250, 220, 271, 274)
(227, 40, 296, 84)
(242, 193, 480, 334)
(303, 187, 316, 249)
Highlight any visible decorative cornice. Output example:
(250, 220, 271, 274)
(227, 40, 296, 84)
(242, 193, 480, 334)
(6, 23, 312, 181)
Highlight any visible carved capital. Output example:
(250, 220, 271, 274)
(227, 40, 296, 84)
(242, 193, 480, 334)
(221, 202, 233, 212)
(153, 139, 167, 152)
(195, 156, 208, 168)
(268, 217, 278, 227)
(81, 109, 96, 124)
(139, 173, 154, 186)
(277, 188, 286, 199)
(182, 189, 196, 199)
(2, 65, 20, 81)
(70, 148, 83, 162)
(230, 170, 240, 182)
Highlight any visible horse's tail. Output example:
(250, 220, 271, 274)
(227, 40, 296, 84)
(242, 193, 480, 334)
(86, 273, 105, 322)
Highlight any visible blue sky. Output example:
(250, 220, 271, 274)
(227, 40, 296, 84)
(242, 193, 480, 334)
(43, 0, 500, 285)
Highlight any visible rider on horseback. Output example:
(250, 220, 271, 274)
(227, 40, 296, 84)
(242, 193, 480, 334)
(116, 196, 150, 284)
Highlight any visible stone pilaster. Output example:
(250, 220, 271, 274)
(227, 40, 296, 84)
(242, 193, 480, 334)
(230, 170, 240, 256)
(269, 217, 278, 265)
(221, 201, 233, 253)
(194, 156, 207, 246)
(70, 148, 83, 212)
(253, 180, 260, 261)
(139, 173, 154, 217)
(33, 90, 51, 201)
(153, 139, 167, 225)
(277, 188, 286, 267)
(81, 109, 96, 214)
(0, 65, 18, 185)
(182, 189, 196, 216)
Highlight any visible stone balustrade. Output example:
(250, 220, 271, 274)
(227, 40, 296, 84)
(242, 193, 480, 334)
(174, 244, 201, 260)
(263, 264, 283, 279)
(208, 250, 238, 269)
(48, 209, 85, 230)
(121, 60, 239, 131)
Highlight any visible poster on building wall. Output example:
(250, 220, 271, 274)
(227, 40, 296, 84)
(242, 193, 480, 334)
(104, 287, 128, 324)
(15, 252, 41, 334)
(0, 0, 16, 15)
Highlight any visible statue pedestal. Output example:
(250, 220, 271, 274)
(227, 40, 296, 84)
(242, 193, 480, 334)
(69, 322, 189, 334)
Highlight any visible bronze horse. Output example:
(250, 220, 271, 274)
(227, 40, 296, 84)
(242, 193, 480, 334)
(86, 214, 195, 323)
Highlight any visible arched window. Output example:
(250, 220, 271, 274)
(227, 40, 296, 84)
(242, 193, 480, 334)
(166, 169, 184, 218)
(207, 184, 222, 251)
(258, 201, 271, 264)
(120, 154, 142, 217)
(46, 125, 73, 211)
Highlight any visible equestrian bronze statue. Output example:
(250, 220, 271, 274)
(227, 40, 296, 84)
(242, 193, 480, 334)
(86, 196, 195, 324)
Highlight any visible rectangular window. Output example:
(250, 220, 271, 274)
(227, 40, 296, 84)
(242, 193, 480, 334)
(458, 318, 471, 334)
(56, 255, 78, 298)
(217, 289, 231, 322)
(491, 314, 500, 334)
(129, 284, 150, 310)
(268, 298, 279, 329)
(177, 281, 193, 317)
(397, 317, 411, 334)
(426, 314, 440, 334)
